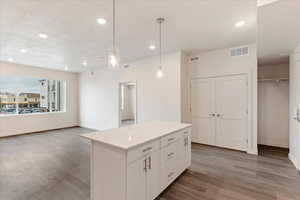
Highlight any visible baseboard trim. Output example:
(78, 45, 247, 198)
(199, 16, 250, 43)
(0, 125, 80, 138)
(247, 149, 258, 155)
(289, 153, 298, 170)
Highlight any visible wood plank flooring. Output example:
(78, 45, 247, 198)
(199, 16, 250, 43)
(0, 127, 299, 200)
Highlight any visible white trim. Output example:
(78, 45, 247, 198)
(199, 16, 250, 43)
(118, 81, 138, 127)
(289, 153, 299, 170)
(0, 111, 67, 118)
(247, 149, 258, 155)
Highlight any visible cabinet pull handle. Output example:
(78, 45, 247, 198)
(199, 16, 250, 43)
(168, 138, 175, 142)
(185, 137, 189, 146)
(168, 172, 174, 178)
(148, 156, 151, 170)
(144, 158, 147, 172)
(168, 152, 174, 157)
(142, 147, 152, 153)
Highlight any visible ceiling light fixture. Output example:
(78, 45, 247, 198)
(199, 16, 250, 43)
(149, 45, 156, 50)
(235, 21, 245, 28)
(38, 33, 48, 39)
(97, 18, 107, 25)
(107, 0, 120, 69)
(64, 66, 69, 71)
(20, 49, 27, 53)
(82, 60, 87, 67)
(156, 17, 165, 79)
(8, 58, 14, 62)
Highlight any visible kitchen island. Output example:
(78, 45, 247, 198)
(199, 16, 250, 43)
(82, 121, 192, 200)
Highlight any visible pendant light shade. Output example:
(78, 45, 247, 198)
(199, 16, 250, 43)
(156, 17, 165, 78)
(108, 0, 120, 69)
(156, 68, 163, 78)
(108, 49, 120, 68)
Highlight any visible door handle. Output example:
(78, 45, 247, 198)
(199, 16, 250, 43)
(216, 114, 223, 117)
(294, 108, 300, 122)
(144, 158, 147, 172)
(142, 147, 152, 153)
(148, 156, 151, 170)
(209, 114, 215, 117)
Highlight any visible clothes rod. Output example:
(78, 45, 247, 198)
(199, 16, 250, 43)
(258, 78, 289, 82)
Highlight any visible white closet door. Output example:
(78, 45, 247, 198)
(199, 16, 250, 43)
(191, 78, 215, 145)
(215, 75, 248, 151)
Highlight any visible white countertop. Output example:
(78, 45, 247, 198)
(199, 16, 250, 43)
(81, 121, 191, 150)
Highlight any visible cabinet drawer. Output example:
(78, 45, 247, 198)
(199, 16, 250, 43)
(161, 142, 178, 189)
(161, 132, 179, 147)
(127, 140, 160, 164)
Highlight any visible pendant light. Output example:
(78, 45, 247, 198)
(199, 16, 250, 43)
(108, 0, 120, 69)
(156, 17, 165, 78)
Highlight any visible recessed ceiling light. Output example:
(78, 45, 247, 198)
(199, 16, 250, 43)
(64, 66, 69, 71)
(149, 45, 156, 50)
(8, 58, 14, 62)
(82, 60, 87, 66)
(97, 18, 107, 25)
(20, 49, 27, 53)
(235, 21, 245, 28)
(38, 33, 48, 39)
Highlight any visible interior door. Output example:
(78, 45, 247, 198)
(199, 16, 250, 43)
(146, 151, 160, 200)
(215, 75, 248, 151)
(127, 157, 147, 200)
(177, 133, 191, 174)
(191, 78, 215, 145)
(290, 53, 300, 170)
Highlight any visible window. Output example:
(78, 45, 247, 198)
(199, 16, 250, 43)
(0, 76, 66, 115)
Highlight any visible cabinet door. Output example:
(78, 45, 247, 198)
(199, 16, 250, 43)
(177, 133, 191, 174)
(146, 150, 160, 200)
(161, 142, 178, 190)
(127, 157, 147, 200)
(191, 78, 216, 145)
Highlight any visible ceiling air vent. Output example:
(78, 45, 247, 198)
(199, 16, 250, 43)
(230, 46, 249, 57)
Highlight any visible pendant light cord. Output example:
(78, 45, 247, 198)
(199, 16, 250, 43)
(159, 20, 162, 69)
(113, 0, 116, 51)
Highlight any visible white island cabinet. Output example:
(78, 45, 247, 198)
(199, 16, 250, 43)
(82, 121, 192, 200)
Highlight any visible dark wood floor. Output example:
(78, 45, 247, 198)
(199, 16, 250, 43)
(0, 127, 299, 200)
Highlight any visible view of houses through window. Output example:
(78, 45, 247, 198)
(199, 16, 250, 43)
(0, 76, 65, 115)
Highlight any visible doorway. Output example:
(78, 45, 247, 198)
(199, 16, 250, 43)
(258, 63, 289, 152)
(119, 81, 137, 127)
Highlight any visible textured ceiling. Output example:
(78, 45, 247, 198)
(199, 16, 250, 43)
(258, 0, 300, 65)
(0, 0, 257, 72)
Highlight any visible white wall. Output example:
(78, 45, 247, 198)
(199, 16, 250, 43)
(186, 44, 258, 154)
(0, 62, 79, 137)
(79, 70, 121, 130)
(120, 52, 182, 123)
(289, 45, 300, 170)
(258, 64, 289, 148)
(79, 52, 182, 130)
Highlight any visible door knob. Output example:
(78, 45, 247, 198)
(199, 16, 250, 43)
(293, 108, 300, 123)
